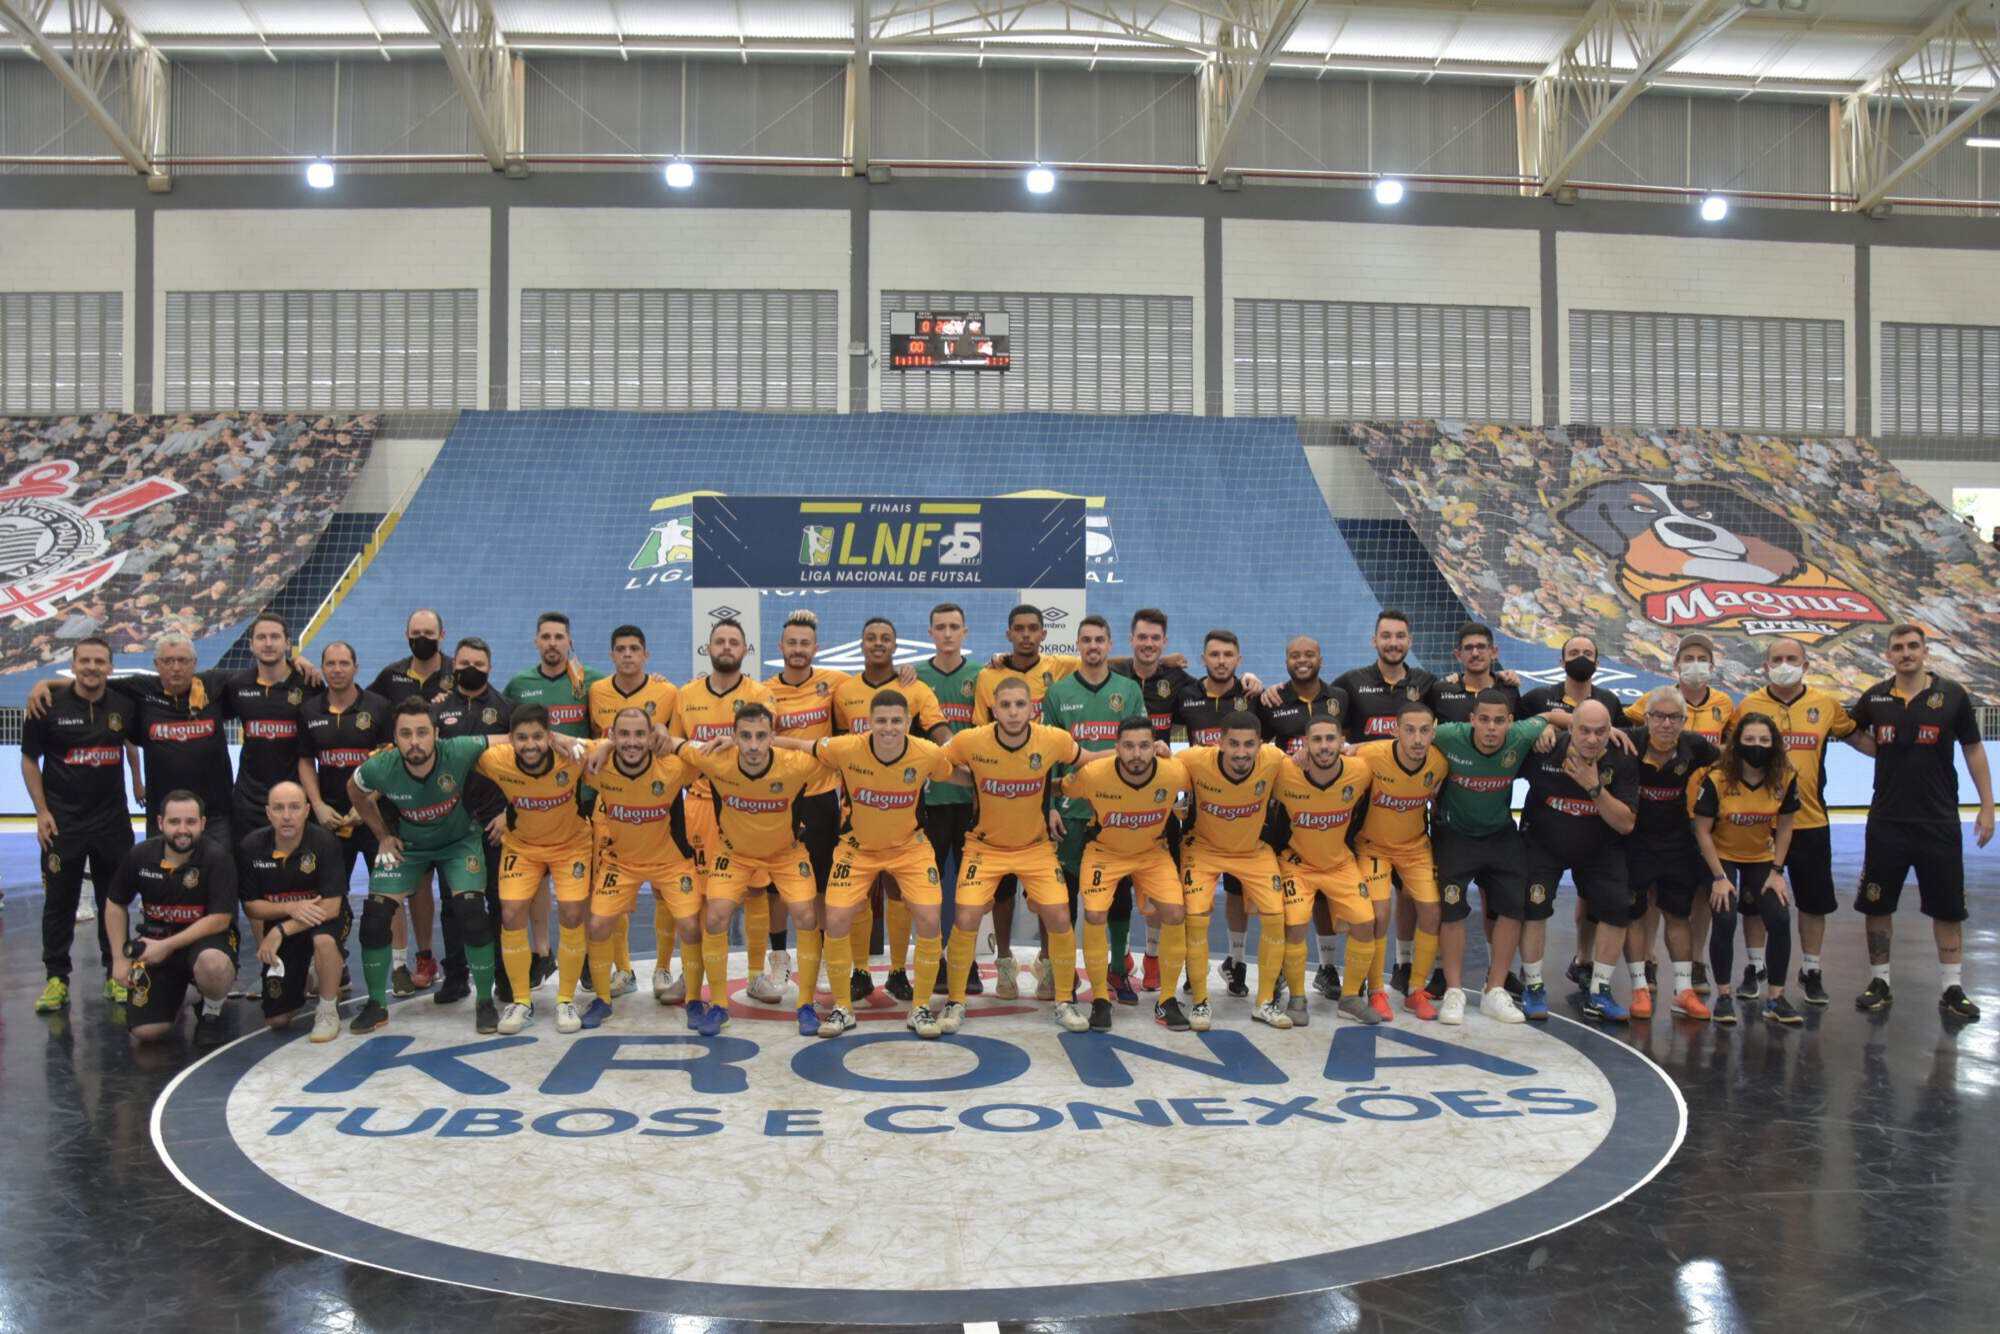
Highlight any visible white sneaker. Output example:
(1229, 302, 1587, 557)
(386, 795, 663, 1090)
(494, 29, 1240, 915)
(1252, 1000, 1294, 1029)
(995, 955, 1021, 1000)
(1481, 986, 1525, 1024)
(1034, 956, 1056, 1002)
(610, 967, 637, 998)
(939, 1000, 967, 1034)
(75, 894, 96, 923)
(819, 1006, 856, 1038)
(746, 949, 789, 1003)
(1189, 1001, 1213, 1031)
(654, 965, 684, 1004)
(555, 1001, 582, 1033)
(1438, 988, 1466, 1026)
(497, 1001, 534, 1035)
(1053, 1000, 1089, 1032)
(310, 1001, 340, 1043)
(907, 1005, 942, 1039)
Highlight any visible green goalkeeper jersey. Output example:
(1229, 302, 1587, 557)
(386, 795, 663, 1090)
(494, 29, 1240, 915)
(914, 656, 979, 806)
(504, 664, 605, 738)
(1044, 670, 1147, 821)
(353, 735, 488, 852)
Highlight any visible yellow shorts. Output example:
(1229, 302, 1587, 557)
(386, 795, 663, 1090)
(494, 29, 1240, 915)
(1357, 840, 1438, 904)
(1279, 848, 1372, 927)
(498, 842, 593, 905)
(829, 835, 941, 908)
(957, 836, 1067, 908)
(682, 792, 717, 851)
(704, 844, 817, 905)
(1180, 842, 1284, 916)
(594, 855, 700, 919)
(1080, 845, 1181, 913)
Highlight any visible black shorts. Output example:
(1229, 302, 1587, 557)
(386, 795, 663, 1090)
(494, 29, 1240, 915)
(329, 821, 378, 891)
(1434, 827, 1526, 923)
(1526, 839, 1632, 927)
(231, 786, 274, 840)
(794, 790, 842, 890)
(1858, 820, 1966, 923)
(1627, 844, 1707, 919)
(129, 928, 238, 1030)
(1783, 824, 1837, 917)
(258, 907, 353, 1016)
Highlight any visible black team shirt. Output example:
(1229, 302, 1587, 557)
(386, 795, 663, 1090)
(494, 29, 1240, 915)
(1109, 656, 1199, 743)
(1624, 727, 1719, 858)
(1427, 677, 1523, 725)
(1257, 679, 1348, 756)
(432, 686, 513, 824)
(1521, 733, 1638, 863)
(1174, 675, 1254, 747)
(1520, 681, 1622, 721)
(238, 823, 349, 911)
(126, 670, 233, 821)
(107, 836, 237, 940)
(369, 657, 453, 707)
(220, 668, 318, 801)
(1334, 662, 1437, 742)
(300, 689, 392, 824)
(1848, 673, 1983, 825)
(22, 683, 135, 831)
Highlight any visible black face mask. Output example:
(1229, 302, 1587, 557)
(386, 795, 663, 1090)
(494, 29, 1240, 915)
(408, 635, 440, 662)
(1564, 656, 1598, 683)
(455, 667, 488, 693)
(1738, 743, 1776, 769)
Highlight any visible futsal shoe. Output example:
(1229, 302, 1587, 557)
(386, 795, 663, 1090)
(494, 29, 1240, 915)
(1582, 985, 1629, 1023)
(1287, 995, 1310, 1028)
(583, 998, 614, 1029)
(1940, 987, 1981, 1021)
(349, 1001, 389, 1033)
(1189, 1001, 1214, 1032)
(1629, 986, 1654, 1021)
(1711, 994, 1738, 1026)
(851, 968, 877, 1005)
(819, 1007, 856, 1038)
(410, 952, 440, 990)
(1520, 983, 1549, 1021)
(555, 1002, 582, 1034)
(684, 999, 709, 1031)
(609, 968, 637, 999)
(1338, 995, 1384, 1025)
(964, 963, 985, 995)
(1054, 1001, 1090, 1032)
(1404, 987, 1439, 1021)
(497, 1001, 534, 1035)
(1763, 995, 1803, 1026)
(1252, 1000, 1293, 1030)
(1368, 989, 1395, 1023)
(746, 950, 788, 1003)
(1111, 971, 1139, 1006)
(1141, 954, 1161, 992)
(310, 1002, 340, 1044)
(655, 966, 684, 1005)
(1855, 978, 1893, 1012)
(1564, 957, 1588, 990)
(103, 976, 128, 1004)
(34, 978, 69, 1013)
(994, 956, 1020, 1000)
(1391, 960, 1411, 996)
(436, 972, 471, 1005)
(886, 969, 914, 1002)
(1089, 999, 1114, 1032)
(1737, 965, 1765, 1000)
(1799, 969, 1829, 1007)
(907, 1005, 942, 1039)
(795, 1003, 821, 1037)
(1480, 987, 1524, 1024)
(939, 1001, 967, 1034)
(1426, 968, 1448, 1001)
(696, 1003, 726, 1038)
(1222, 958, 1250, 998)
(475, 999, 499, 1034)
(193, 1009, 226, 1049)
(391, 964, 417, 998)
(1313, 963, 1340, 999)
(530, 953, 554, 990)
(1671, 988, 1712, 1020)
(1437, 988, 1466, 1026)
(1154, 999, 1190, 1031)
(1034, 956, 1056, 1002)
(1503, 971, 1523, 997)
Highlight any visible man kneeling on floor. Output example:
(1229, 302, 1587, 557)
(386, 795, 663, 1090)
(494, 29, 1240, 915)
(105, 789, 239, 1047)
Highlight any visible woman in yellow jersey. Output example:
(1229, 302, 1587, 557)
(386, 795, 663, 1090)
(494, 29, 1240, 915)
(1693, 712, 1803, 1028)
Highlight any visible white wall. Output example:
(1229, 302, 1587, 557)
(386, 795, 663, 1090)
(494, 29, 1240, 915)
(510, 207, 851, 411)
(152, 208, 492, 408)
(1558, 232, 1856, 431)
(1869, 245, 2000, 436)
(1894, 458, 2000, 511)
(1222, 219, 1544, 421)
(869, 211, 1205, 410)
(0, 209, 137, 409)
(340, 437, 447, 513)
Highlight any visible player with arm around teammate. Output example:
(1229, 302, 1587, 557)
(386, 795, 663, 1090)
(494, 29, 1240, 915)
(1269, 717, 1380, 1027)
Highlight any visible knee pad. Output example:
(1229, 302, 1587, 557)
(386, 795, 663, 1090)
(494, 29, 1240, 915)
(452, 892, 494, 949)
(360, 896, 398, 951)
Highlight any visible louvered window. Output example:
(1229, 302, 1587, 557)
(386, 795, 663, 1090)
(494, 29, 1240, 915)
(0, 292, 123, 413)
(1233, 299, 1532, 421)
(1880, 322, 2000, 438)
(1569, 309, 1844, 433)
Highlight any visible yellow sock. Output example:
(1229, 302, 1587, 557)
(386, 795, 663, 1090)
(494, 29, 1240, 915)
(1284, 938, 1308, 998)
(1413, 928, 1439, 989)
(745, 892, 770, 973)
(614, 916, 632, 974)
(886, 897, 912, 972)
(1185, 914, 1211, 1004)
(1049, 928, 1077, 1003)
(1156, 919, 1186, 998)
(1083, 919, 1111, 999)
(794, 927, 824, 1010)
(556, 922, 586, 1004)
(654, 910, 676, 983)
(680, 934, 705, 1004)
(586, 933, 617, 1007)
(701, 930, 730, 1008)
(1256, 913, 1285, 1005)
(946, 928, 975, 1003)
(825, 929, 854, 1010)
(501, 925, 532, 1002)
(1346, 937, 1376, 999)
(1368, 934, 1387, 992)
(913, 932, 942, 1003)
(851, 897, 874, 970)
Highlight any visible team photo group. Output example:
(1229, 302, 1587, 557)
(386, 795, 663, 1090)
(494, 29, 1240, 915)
(22, 596, 1994, 1056)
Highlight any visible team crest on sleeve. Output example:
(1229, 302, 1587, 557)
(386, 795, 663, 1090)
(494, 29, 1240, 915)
(300, 853, 317, 875)
(481, 708, 498, 726)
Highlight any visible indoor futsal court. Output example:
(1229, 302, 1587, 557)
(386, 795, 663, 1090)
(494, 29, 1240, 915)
(4, 3, 2000, 1332)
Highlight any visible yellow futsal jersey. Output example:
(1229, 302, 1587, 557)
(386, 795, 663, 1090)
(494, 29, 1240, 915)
(474, 744, 591, 852)
(1274, 755, 1373, 870)
(1734, 684, 1856, 829)
(832, 673, 948, 736)
(681, 746, 819, 859)
(811, 733, 956, 848)
(587, 674, 679, 738)
(669, 674, 772, 799)
(1353, 740, 1449, 850)
(766, 667, 847, 797)
(1060, 754, 1188, 858)
(589, 752, 692, 866)
(972, 655, 1079, 724)
(1695, 771, 1799, 863)
(1179, 744, 1286, 855)
(941, 722, 1082, 849)
(1624, 687, 1736, 743)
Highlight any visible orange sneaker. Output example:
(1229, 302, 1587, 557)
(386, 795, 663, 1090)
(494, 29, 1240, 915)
(1629, 986, 1653, 1020)
(1368, 988, 1395, 1023)
(1404, 987, 1439, 1021)
(1671, 987, 1712, 1020)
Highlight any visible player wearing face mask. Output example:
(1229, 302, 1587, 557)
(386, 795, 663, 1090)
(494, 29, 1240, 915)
(1624, 634, 1735, 742)
(1520, 636, 1624, 720)
(1736, 637, 1858, 1007)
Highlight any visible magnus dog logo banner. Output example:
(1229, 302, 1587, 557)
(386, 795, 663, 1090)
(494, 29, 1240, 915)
(1557, 479, 1888, 643)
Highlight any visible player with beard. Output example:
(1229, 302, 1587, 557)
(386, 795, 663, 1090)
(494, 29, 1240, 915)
(586, 625, 681, 999)
(215, 615, 319, 838)
(1178, 714, 1290, 1030)
(762, 609, 848, 1005)
(1109, 607, 1202, 994)
(584, 708, 699, 1028)
(1269, 718, 1378, 1027)
(1426, 623, 1522, 724)
(1255, 635, 1348, 1002)
(427, 637, 517, 1001)
(298, 641, 390, 889)
(105, 789, 238, 1047)
(503, 611, 604, 739)
(914, 602, 984, 999)
(1623, 687, 1719, 1021)
(1174, 630, 1266, 1000)
(239, 782, 348, 1043)
(369, 608, 453, 706)
(1352, 702, 1451, 1022)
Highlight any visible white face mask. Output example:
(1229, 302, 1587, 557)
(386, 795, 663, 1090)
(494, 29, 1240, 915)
(1677, 661, 1712, 688)
(1768, 663, 1805, 688)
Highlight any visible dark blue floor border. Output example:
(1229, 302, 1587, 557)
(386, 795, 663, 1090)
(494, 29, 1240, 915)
(152, 1010, 1685, 1325)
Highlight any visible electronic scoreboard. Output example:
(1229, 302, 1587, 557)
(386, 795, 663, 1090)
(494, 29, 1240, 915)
(888, 310, 1011, 370)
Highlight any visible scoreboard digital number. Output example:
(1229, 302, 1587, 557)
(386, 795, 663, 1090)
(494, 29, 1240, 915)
(888, 310, 1011, 371)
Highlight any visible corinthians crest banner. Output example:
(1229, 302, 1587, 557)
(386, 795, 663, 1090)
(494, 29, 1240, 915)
(0, 413, 376, 705)
(1350, 420, 2000, 699)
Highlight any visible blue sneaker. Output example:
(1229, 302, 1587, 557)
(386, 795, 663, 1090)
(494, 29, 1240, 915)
(695, 1002, 726, 1038)
(684, 999, 708, 1031)
(580, 998, 613, 1030)
(1582, 985, 1629, 1023)
(796, 1003, 821, 1037)
(1521, 983, 1549, 1021)
(1111, 971, 1139, 1006)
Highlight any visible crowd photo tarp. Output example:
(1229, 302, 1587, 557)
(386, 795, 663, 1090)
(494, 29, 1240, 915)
(1349, 420, 2000, 701)
(0, 413, 377, 705)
